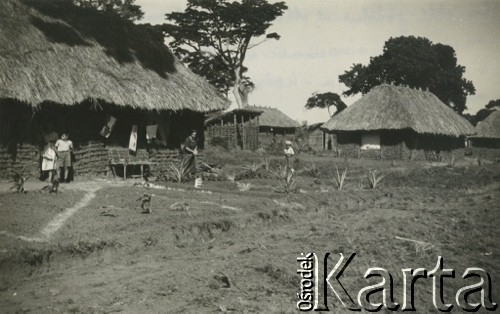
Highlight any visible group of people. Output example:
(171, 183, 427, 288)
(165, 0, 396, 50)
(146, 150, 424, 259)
(41, 132, 73, 183)
(39, 128, 294, 184)
(181, 130, 296, 179)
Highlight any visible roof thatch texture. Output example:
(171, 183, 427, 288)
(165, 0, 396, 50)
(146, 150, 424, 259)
(205, 107, 263, 126)
(249, 106, 300, 128)
(322, 84, 475, 137)
(308, 122, 324, 131)
(0, 0, 229, 112)
(473, 110, 500, 139)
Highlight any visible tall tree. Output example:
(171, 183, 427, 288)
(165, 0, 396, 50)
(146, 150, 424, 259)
(305, 92, 346, 117)
(163, 0, 287, 108)
(338, 36, 475, 114)
(73, 0, 144, 21)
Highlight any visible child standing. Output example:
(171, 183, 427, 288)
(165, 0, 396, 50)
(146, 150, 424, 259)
(55, 133, 73, 182)
(42, 143, 57, 182)
(284, 140, 295, 173)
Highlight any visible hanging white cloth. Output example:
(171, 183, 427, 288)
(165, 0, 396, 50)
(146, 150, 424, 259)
(100, 116, 117, 138)
(129, 125, 138, 152)
(146, 124, 158, 143)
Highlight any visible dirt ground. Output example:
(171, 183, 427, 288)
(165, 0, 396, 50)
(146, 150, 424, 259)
(0, 154, 499, 313)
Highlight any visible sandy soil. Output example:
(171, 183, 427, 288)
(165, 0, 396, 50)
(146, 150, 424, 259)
(0, 156, 499, 313)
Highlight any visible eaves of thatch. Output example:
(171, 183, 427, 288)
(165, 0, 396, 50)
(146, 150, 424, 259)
(472, 110, 500, 139)
(205, 107, 263, 126)
(249, 106, 300, 129)
(0, 0, 229, 112)
(321, 84, 475, 137)
(308, 122, 324, 131)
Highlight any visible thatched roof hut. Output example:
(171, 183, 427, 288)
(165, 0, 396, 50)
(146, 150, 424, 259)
(321, 85, 475, 160)
(469, 110, 500, 148)
(322, 84, 474, 137)
(473, 110, 500, 139)
(0, 0, 230, 178)
(0, 0, 229, 112)
(248, 106, 300, 133)
(205, 107, 263, 126)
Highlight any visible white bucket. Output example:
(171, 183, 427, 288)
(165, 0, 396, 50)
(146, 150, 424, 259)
(194, 177, 203, 188)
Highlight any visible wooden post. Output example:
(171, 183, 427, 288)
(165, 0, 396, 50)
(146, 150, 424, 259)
(234, 113, 237, 149)
(241, 115, 245, 150)
(256, 116, 260, 148)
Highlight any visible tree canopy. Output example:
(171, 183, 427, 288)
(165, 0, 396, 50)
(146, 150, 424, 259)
(338, 36, 475, 114)
(305, 92, 346, 117)
(162, 0, 287, 108)
(72, 0, 144, 21)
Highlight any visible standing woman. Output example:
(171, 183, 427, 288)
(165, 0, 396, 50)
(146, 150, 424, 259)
(182, 130, 198, 176)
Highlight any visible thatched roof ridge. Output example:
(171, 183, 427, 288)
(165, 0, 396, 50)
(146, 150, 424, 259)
(205, 107, 263, 125)
(473, 110, 500, 139)
(249, 106, 300, 128)
(0, 0, 229, 112)
(308, 122, 324, 131)
(322, 84, 475, 137)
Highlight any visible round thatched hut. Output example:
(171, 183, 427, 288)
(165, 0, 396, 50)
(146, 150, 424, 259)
(470, 110, 500, 149)
(0, 0, 229, 177)
(321, 84, 475, 160)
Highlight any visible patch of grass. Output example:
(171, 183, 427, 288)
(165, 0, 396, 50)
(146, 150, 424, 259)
(269, 167, 297, 197)
(331, 167, 348, 190)
(165, 163, 188, 183)
(366, 169, 389, 189)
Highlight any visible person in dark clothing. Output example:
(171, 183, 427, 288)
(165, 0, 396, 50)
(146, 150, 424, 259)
(182, 130, 198, 175)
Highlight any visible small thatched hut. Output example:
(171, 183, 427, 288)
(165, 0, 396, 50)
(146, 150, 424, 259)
(204, 107, 263, 150)
(306, 122, 335, 151)
(321, 84, 475, 160)
(0, 0, 229, 177)
(249, 106, 300, 135)
(246, 106, 299, 149)
(469, 110, 500, 148)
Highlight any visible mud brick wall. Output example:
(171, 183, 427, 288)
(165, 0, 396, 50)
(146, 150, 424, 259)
(336, 144, 361, 158)
(239, 124, 259, 150)
(308, 130, 324, 151)
(467, 147, 500, 161)
(72, 141, 108, 176)
(205, 124, 259, 150)
(0, 144, 40, 178)
(149, 149, 181, 177)
(206, 125, 237, 149)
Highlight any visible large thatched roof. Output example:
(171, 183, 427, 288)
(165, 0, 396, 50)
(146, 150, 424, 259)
(0, 0, 229, 112)
(322, 84, 475, 137)
(249, 106, 300, 129)
(473, 110, 500, 139)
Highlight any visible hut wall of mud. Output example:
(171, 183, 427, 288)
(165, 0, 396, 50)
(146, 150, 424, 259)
(333, 130, 470, 161)
(307, 129, 330, 151)
(0, 144, 39, 178)
(205, 123, 259, 150)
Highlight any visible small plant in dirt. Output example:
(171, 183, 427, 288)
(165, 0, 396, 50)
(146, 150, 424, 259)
(242, 162, 261, 173)
(331, 167, 348, 190)
(269, 167, 297, 197)
(366, 169, 389, 189)
(165, 162, 188, 183)
(261, 157, 271, 170)
(10, 171, 31, 193)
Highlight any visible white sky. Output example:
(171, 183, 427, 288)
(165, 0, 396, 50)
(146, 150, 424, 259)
(136, 0, 500, 124)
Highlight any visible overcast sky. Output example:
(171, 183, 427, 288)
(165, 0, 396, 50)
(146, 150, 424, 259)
(136, 0, 500, 124)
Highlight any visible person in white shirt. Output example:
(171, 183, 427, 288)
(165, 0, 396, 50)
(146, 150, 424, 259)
(41, 143, 57, 182)
(55, 133, 73, 182)
(283, 140, 295, 173)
